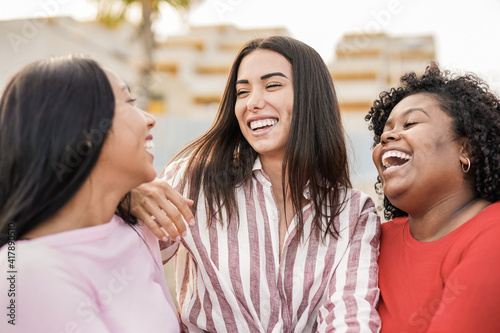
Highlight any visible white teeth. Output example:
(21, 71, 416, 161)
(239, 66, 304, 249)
(382, 150, 411, 169)
(145, 139, 154, 150)
(250, 119, 278, 130)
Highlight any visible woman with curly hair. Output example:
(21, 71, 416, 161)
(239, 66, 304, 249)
(366, 62, 500, 332)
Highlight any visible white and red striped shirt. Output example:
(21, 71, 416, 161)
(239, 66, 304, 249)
(160, 157, 381, 332)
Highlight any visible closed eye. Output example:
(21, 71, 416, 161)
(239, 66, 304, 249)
(403, 121, 418, 128)
(266, 83, 282, 89)
(127, 98, 137, 105)
(236, 90, 249, 97)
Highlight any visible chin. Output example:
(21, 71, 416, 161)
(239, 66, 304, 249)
(133, 167, 156, 186)
(145, 169, 157, 182)
(384, 190, 410, 208)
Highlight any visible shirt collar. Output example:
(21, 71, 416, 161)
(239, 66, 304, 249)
(251, 156, 311, 199)
(251, 156, 271, 186)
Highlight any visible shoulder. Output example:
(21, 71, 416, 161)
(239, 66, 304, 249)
(162, 157, 190, 186)
(476, 201, 500, 224)
(134, 220, 162, 250)
(381, 216, 407, 235)
(343, 188, 378, 216)
(110, 216, 161, 256)
(0, 241, 83, 290)
(337, 188, 381, 238)
(437, 202, 500, 282)
(0, 243, 100, 332)
(457, 201, 500, 248)
(381, 216, 407, 228)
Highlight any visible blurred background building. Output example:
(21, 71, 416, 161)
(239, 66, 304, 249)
(0, 16, 141, 91)
(0, 14, 435, 200)
(148, 26, 436, 198)
(331, 32, 436, 113)
(0, 0, 443, 305)
(330, 32, 435, 198)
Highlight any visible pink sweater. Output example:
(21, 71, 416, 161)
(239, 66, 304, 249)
(0, 215, 180, 333)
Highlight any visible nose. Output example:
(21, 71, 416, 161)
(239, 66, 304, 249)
(247, 90, 265, 112)
(144, 110, 156, 129)
(380, 128, 401, 144)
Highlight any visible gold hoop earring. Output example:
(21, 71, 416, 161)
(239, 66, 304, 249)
(461, 157, 471, 173)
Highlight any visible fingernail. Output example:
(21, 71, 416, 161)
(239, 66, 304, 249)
(189, 218, 195, 226)
(161, 236, 168, 242)
(182, 231, 188, 237)
(175, 236, 181, 242)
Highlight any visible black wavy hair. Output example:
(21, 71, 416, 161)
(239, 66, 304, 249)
(365, 62, 500, 220)
(0, 55, 116, 246)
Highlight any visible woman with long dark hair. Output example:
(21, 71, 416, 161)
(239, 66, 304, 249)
(0, 55, 180, 332)
(131, 36, 381, 332)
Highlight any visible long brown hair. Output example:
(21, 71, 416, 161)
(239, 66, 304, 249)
(169, 36, 351, 239)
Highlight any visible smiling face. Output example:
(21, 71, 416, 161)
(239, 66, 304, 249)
(97, 69, 156, 188)
(234, 49, 294, 162)
(372, 93, 468, 213)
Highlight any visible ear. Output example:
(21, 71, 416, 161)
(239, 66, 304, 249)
(458, 137, 471, 165)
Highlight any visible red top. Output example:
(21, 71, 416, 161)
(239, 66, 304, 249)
(378, 201, 500, 333)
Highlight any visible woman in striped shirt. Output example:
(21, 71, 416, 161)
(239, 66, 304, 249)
(131, 36, 381, 332)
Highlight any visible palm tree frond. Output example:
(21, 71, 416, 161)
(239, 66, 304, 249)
(163, 0, 193, 9)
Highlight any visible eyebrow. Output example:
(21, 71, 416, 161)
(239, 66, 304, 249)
(385, 107, 430, 126)
(402, 107, 429, 117)
(120, 84, 131, 93)
(236, 72, 288, 85)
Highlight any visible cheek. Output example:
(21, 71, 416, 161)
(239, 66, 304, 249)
(234, 103, 246, 127)
(276, 94, 293, 119)
(286, 89, 294, 115)
(372, 144, 381, 167)
(286, 104, 294, 121)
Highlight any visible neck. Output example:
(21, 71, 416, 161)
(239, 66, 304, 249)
(408, 192, 490, 242)
(260, 154, 287, 195)
(21, 177, 125, 239)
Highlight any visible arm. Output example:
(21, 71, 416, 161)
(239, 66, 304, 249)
(425, 223, 500, 332)
(315, 198, 381, 333)
(129, 178, 194, 240)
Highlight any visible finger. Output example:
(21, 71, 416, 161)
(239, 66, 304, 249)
(162, 200, 190, 236)
(163, 185, 195, 226)
(157, 198, 187, 235)
(141, 213, 169, 241)
(148, 202, 186, 240)
(160, 215, 183, 242)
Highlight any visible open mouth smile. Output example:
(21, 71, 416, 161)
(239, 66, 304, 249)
(249, 118, 278, 131)
(145, 140, 154, 150)
(382, 150, 411, 171)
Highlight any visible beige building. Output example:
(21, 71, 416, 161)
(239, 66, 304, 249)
(331, 32, 436, 113)
(0, 16, 141, 91)
(146, 24, 290, 172)
(0, 18, 435, 198)
(0, 18, 289, 175)
(327, 32, 435, 200)
(0, 17, 436, 296)
(149, 24, 289, 116)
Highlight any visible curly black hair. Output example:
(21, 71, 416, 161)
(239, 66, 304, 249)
(365, 62, 500, 220)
